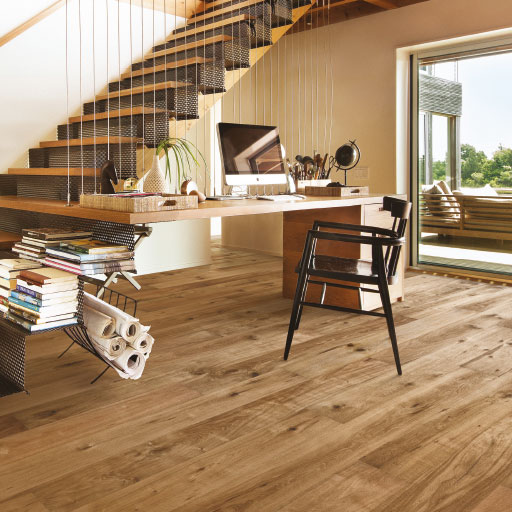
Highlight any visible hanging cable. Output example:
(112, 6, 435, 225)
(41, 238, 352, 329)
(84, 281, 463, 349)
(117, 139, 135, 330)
(238, 0, 241, 124)
(323, 0, 327, 154)
(130, 0, 133, 187)
(118, 0, 122, 181)
(203, 0, 207, 195)
(153, 0, 156, 152)
(93, 0, 97, 193)
(328, 0, 334, 152)
(141, 0, 145, 190)
(79, 0, 84, 194)
(65, 0, 71, 206)
(106, 0, 110, 158)
(310, 11, 314, 156)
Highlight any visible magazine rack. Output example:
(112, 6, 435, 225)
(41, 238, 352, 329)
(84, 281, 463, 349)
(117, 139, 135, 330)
(61, 284, 138, 384)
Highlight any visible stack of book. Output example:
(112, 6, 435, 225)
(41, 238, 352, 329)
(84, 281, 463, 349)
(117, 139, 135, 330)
(44, 240, 135, 276)
(0, 258, 43, 314)
(12, 228, 93, 263)
(6, 267, 79, 332)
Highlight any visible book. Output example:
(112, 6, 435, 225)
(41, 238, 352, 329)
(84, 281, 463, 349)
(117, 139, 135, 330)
(7, 304, 76, 324)
(9, 297, 78, 316)
(12, 249, 46, 262)
(0, 304, 7, 314)
(46, 247, 134, 262)
(0, 277, 17, 290)
(5, 312, 77, 332)
(13, 243, 46, 254)
(17, 279, 78, 295)
(44, 257, 135, 272)
(0, 286, 9, 299)
(61, 240, 129, 255)
(19, 268, 77, 285)
(22, 228, 93, 241)
(10, 290, 77, 307)
(0, 258, 43, 270)
(15, 285, 78, 301)
(0, 296, 8, 308)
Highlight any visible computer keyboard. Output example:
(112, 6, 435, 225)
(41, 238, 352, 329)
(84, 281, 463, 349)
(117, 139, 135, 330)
(205, 195, 245, 200)
(257, 194, 305, 202)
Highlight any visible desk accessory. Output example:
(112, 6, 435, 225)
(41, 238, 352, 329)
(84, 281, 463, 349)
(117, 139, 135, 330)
(327, 140, 361, 185)
(79, 192, 198, 212)
(181, 179, 206, 203)
(304, 185, 369, 196)
(100, 160, 118, 194)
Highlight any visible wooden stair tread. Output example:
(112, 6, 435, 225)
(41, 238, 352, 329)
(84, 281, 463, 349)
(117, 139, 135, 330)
(0, 230, 21, 250)
(167, 14, 255, 41)
(96, 81, 188, 101)
(150, 34, 233, 59)
(121, 57, 214, 80)
(191, 0, 265, 22)
(70, 107, 170, 123)
(8, 168, 100, 177)
(39, 137, 141, 148)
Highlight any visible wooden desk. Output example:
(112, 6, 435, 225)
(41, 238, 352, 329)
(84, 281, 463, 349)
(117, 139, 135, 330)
(0, 194, 405, 311)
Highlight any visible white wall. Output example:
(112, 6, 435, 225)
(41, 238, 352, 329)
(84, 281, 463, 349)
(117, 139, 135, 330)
(221, 0, 512, 254)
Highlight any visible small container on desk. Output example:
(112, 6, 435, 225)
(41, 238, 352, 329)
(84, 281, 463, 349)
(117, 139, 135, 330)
(304, 185, 370, 197)
(295, 179, 331, 194)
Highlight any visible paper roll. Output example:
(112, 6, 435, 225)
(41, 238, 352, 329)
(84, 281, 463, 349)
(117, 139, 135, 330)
(84, 292, 141, 343)
(128, 331, 154, 353)
(111, 347, 146, 380)
(83, 305, 116, 338)
(90, 335, 126, 358)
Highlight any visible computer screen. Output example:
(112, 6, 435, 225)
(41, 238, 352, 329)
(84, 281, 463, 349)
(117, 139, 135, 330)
(217, 123, 287, 186)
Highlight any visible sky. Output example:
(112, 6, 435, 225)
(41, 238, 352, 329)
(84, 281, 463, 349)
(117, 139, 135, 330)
(428, 52, 512, 160)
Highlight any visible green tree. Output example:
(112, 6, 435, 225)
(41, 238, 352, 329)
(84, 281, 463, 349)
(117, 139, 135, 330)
(460, 144, 488, 187)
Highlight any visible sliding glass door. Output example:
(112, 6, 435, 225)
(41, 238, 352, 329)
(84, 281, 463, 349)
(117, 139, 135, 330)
(412, 41, 512, 276)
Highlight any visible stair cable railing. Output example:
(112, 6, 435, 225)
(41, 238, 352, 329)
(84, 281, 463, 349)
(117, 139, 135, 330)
(106, 0, 110, 162)
(65, 0, 71, 206)
(141, 0, 145, 191)
(79, 0, 84, 195)
(118, 0, 122, 183)
(93, 0, 98, 193)
(129, 0, 134, 189)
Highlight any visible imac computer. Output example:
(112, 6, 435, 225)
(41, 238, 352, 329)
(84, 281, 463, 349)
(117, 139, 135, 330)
(217, 123, 287, 187)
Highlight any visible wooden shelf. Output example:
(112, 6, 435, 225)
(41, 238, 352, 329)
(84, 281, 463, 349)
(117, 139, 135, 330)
(167, 15, 254, 42)
(69, 108, 169, 124)
(8, 168, 100, 177)
(121, 57, 214, 81)
(0, 195, 385, 226)
(96, 81, 188, 101)
(150, 34, 233, 59)
(39, 137, 142, 148)
(0, 230, 21, 250)
(191, 0, 264, 22)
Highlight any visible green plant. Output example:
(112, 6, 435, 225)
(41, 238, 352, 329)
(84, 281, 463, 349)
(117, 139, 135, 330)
(156, 137, 207, 188)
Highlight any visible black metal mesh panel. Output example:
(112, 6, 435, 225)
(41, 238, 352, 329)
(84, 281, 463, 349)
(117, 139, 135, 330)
(83, 89, 198, 119)
(0, 209, 136, 251)
(0, 319, 25, 397)
(29, 148, 48, 168)
(58, 120, 137, 140)
(0, 175, 18, 196)
(44, 144, 137, 179)
(17, 176, 97, 201)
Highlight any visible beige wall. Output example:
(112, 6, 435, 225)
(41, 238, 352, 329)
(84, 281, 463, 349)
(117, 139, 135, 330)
(221, 0, 512, 255)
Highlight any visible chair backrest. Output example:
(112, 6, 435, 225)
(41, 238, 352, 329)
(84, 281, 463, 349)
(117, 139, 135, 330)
(382, 196, 411, 278)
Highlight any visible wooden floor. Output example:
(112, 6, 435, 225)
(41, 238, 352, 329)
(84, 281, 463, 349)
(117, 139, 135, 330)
(1, 244, 512, 511)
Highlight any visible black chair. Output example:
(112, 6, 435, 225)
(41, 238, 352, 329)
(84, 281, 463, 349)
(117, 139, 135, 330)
(284, 196, 412, 375)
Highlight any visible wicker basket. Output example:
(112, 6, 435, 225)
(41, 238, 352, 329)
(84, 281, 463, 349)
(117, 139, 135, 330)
(80, 193, 198, 213)
(304, 186, 370, 197)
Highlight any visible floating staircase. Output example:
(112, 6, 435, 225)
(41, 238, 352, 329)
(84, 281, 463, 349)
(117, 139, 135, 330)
(1, 0, 315, 208)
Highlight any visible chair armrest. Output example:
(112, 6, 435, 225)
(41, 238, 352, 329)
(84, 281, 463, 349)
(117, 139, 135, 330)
(309, 229, 405, 247)
(312, 220, 398, 238)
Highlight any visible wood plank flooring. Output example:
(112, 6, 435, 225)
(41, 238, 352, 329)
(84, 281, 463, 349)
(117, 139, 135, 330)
(1, 243, 512, 511)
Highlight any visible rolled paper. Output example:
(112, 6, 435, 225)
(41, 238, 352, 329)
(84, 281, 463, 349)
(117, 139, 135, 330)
(89, 334, 126, 358)
(128, 331, 154, 353)
(83, 305, 116, 339)
(111, 347, 146, 380)
(84, 292, 141, 343)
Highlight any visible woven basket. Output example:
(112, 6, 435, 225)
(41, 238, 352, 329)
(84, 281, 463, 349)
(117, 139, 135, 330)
(80, 193, 198, 213)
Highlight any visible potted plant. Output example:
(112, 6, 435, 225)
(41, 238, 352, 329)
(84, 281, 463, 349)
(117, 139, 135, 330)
(143, 137, 207, 194)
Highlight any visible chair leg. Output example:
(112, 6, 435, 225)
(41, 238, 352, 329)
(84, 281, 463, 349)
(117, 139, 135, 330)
(378, 278, 402, 376)
(284, 272, 309, 360)
(295, 279, 310, 330)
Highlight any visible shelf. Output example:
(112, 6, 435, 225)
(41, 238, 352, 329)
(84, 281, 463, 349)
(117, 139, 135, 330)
(39, 137, 141, 148)
(0, 230, 21, 249)
(0, 195, 385, 226)
(69, 107, 170, 124)
(8, 168, 100, 177)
